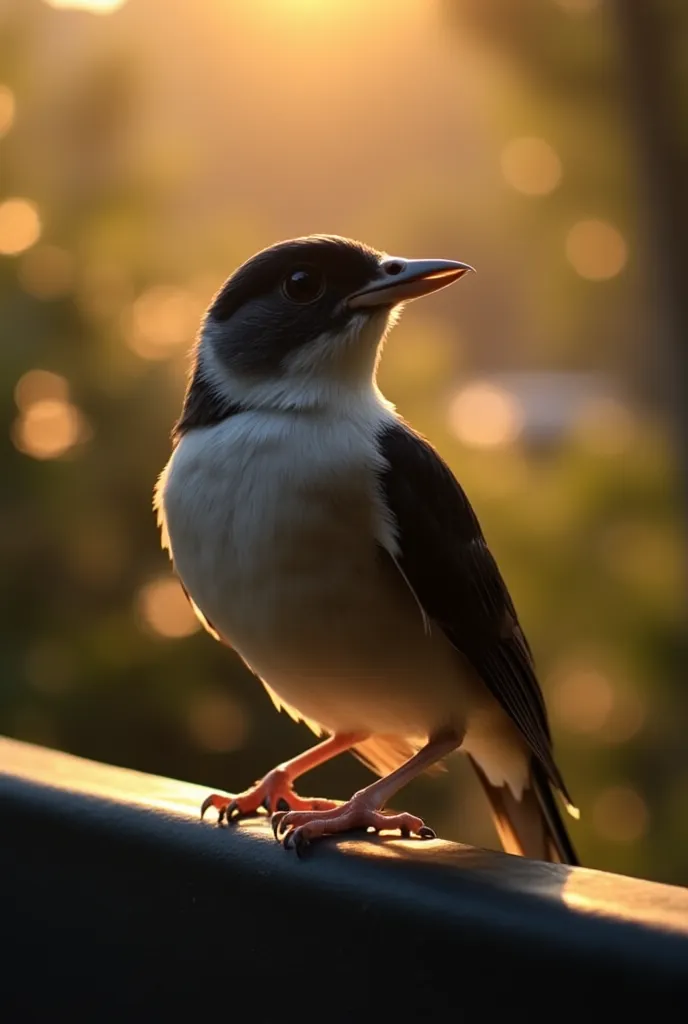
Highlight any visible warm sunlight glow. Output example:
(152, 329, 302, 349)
(550, 666, 615, 734)
(137, 577, 200, 638)
(0, 84, 15, 137)
(551, 656, 646, 744)
(593, 786, 648, 843)
(500, 137, 562, 196)
(14, 369, 70, 411)
(43, 0, 128, 13)
(12, 399, 85, 460)
(574, 395, 636, 455)
(566, 219, 628, 280)
(126, 286, 199, 361)
(548, 655, 647, 745)
(0, 199, 42, 256)
(188, 692, 249, 753)
(601, 690, 646, 745)
(552, 0, 599, 13)
(19, 245, 74, 299)
(448, 382, 524, 449)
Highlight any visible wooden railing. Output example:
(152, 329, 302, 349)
(2, 736, 687, 1018)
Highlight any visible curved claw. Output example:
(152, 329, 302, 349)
(418, 825, 436, 840)
(226, 800, 241, 823)
(292, 829, 310, 859)
(271, 810, 288, 840)
(201, 794, 227, 821)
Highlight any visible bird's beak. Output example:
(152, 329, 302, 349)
(347, 257, 474, 309)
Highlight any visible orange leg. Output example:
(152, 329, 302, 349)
(200, 731, 368, 824)
(272, 733, 460, 854)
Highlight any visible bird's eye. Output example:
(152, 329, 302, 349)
(281, 266, 325, 304)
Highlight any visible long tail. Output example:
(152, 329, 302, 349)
(469, 755, 579, 866)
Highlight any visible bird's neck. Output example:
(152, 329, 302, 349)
(174, 346, 394, 442)
(174, 363, 245, 441)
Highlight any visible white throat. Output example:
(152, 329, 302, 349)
(199, 307, 401, 415)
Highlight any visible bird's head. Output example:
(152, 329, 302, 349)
(180, 234, 472, 427)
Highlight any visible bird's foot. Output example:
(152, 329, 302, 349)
(271, 793, 436, 856)
(200, 767, 339, 824)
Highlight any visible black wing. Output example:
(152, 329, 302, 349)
(378, 420, 573, 807)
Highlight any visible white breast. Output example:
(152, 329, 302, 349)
(155, 400, 490, 744)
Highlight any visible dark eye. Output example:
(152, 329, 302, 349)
(281, 265, 325, 304)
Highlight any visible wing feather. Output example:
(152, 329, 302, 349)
(377, 420, 575, 810)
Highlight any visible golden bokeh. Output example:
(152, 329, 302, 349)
(0, 84, 15, 137)
(188, 691, 249, 753)
(500, 137, 562, 196)
(600, 689, 646, 745)
(19, 245, 74, 300)
(550, 665, 615, 734)
(448, 381, 524, 449)
(43, 0, 128, 12)
(126, 285, 200, 361)
(12, 399, 86, 460)
(136, 577, 201, 639)
(566, 219, 628, 280)
(0, 198, 42, 257)
(550, 661, 646, 744)
(14, 369, 70, 411)
(592, 786, 649, 843)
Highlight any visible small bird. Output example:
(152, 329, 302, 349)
(155, 234, 579, 863)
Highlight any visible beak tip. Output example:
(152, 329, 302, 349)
(347, 256, 475, 309)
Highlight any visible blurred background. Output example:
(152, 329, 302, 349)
(1, 0, 686, 884)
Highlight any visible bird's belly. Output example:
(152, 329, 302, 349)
(159, 417, 477, 739)
(180, 511, 466, 737)
(232, 562, 469, 738)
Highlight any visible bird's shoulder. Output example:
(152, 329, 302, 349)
(375, 417, 492, 591)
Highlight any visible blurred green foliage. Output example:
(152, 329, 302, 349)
(0, 0, 685, 884)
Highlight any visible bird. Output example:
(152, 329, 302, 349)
(154, 233, 579, 864)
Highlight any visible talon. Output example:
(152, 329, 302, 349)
(199, 771, 337, 829)
(200, 794, 216, 820)
(418, 826, 436, 840)
(400, 827, 410, 838)
(292, 830, 310, 858)
(282, 828, 294, 850)
(271, 811, 288, 839)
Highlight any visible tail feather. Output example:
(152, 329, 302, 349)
(469, 755, 579, 866)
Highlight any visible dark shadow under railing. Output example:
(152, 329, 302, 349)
(2, 736, 687, 1018)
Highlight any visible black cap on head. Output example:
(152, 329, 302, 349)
(206, 235, 381, 375)
(210, 235, 381, 324)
